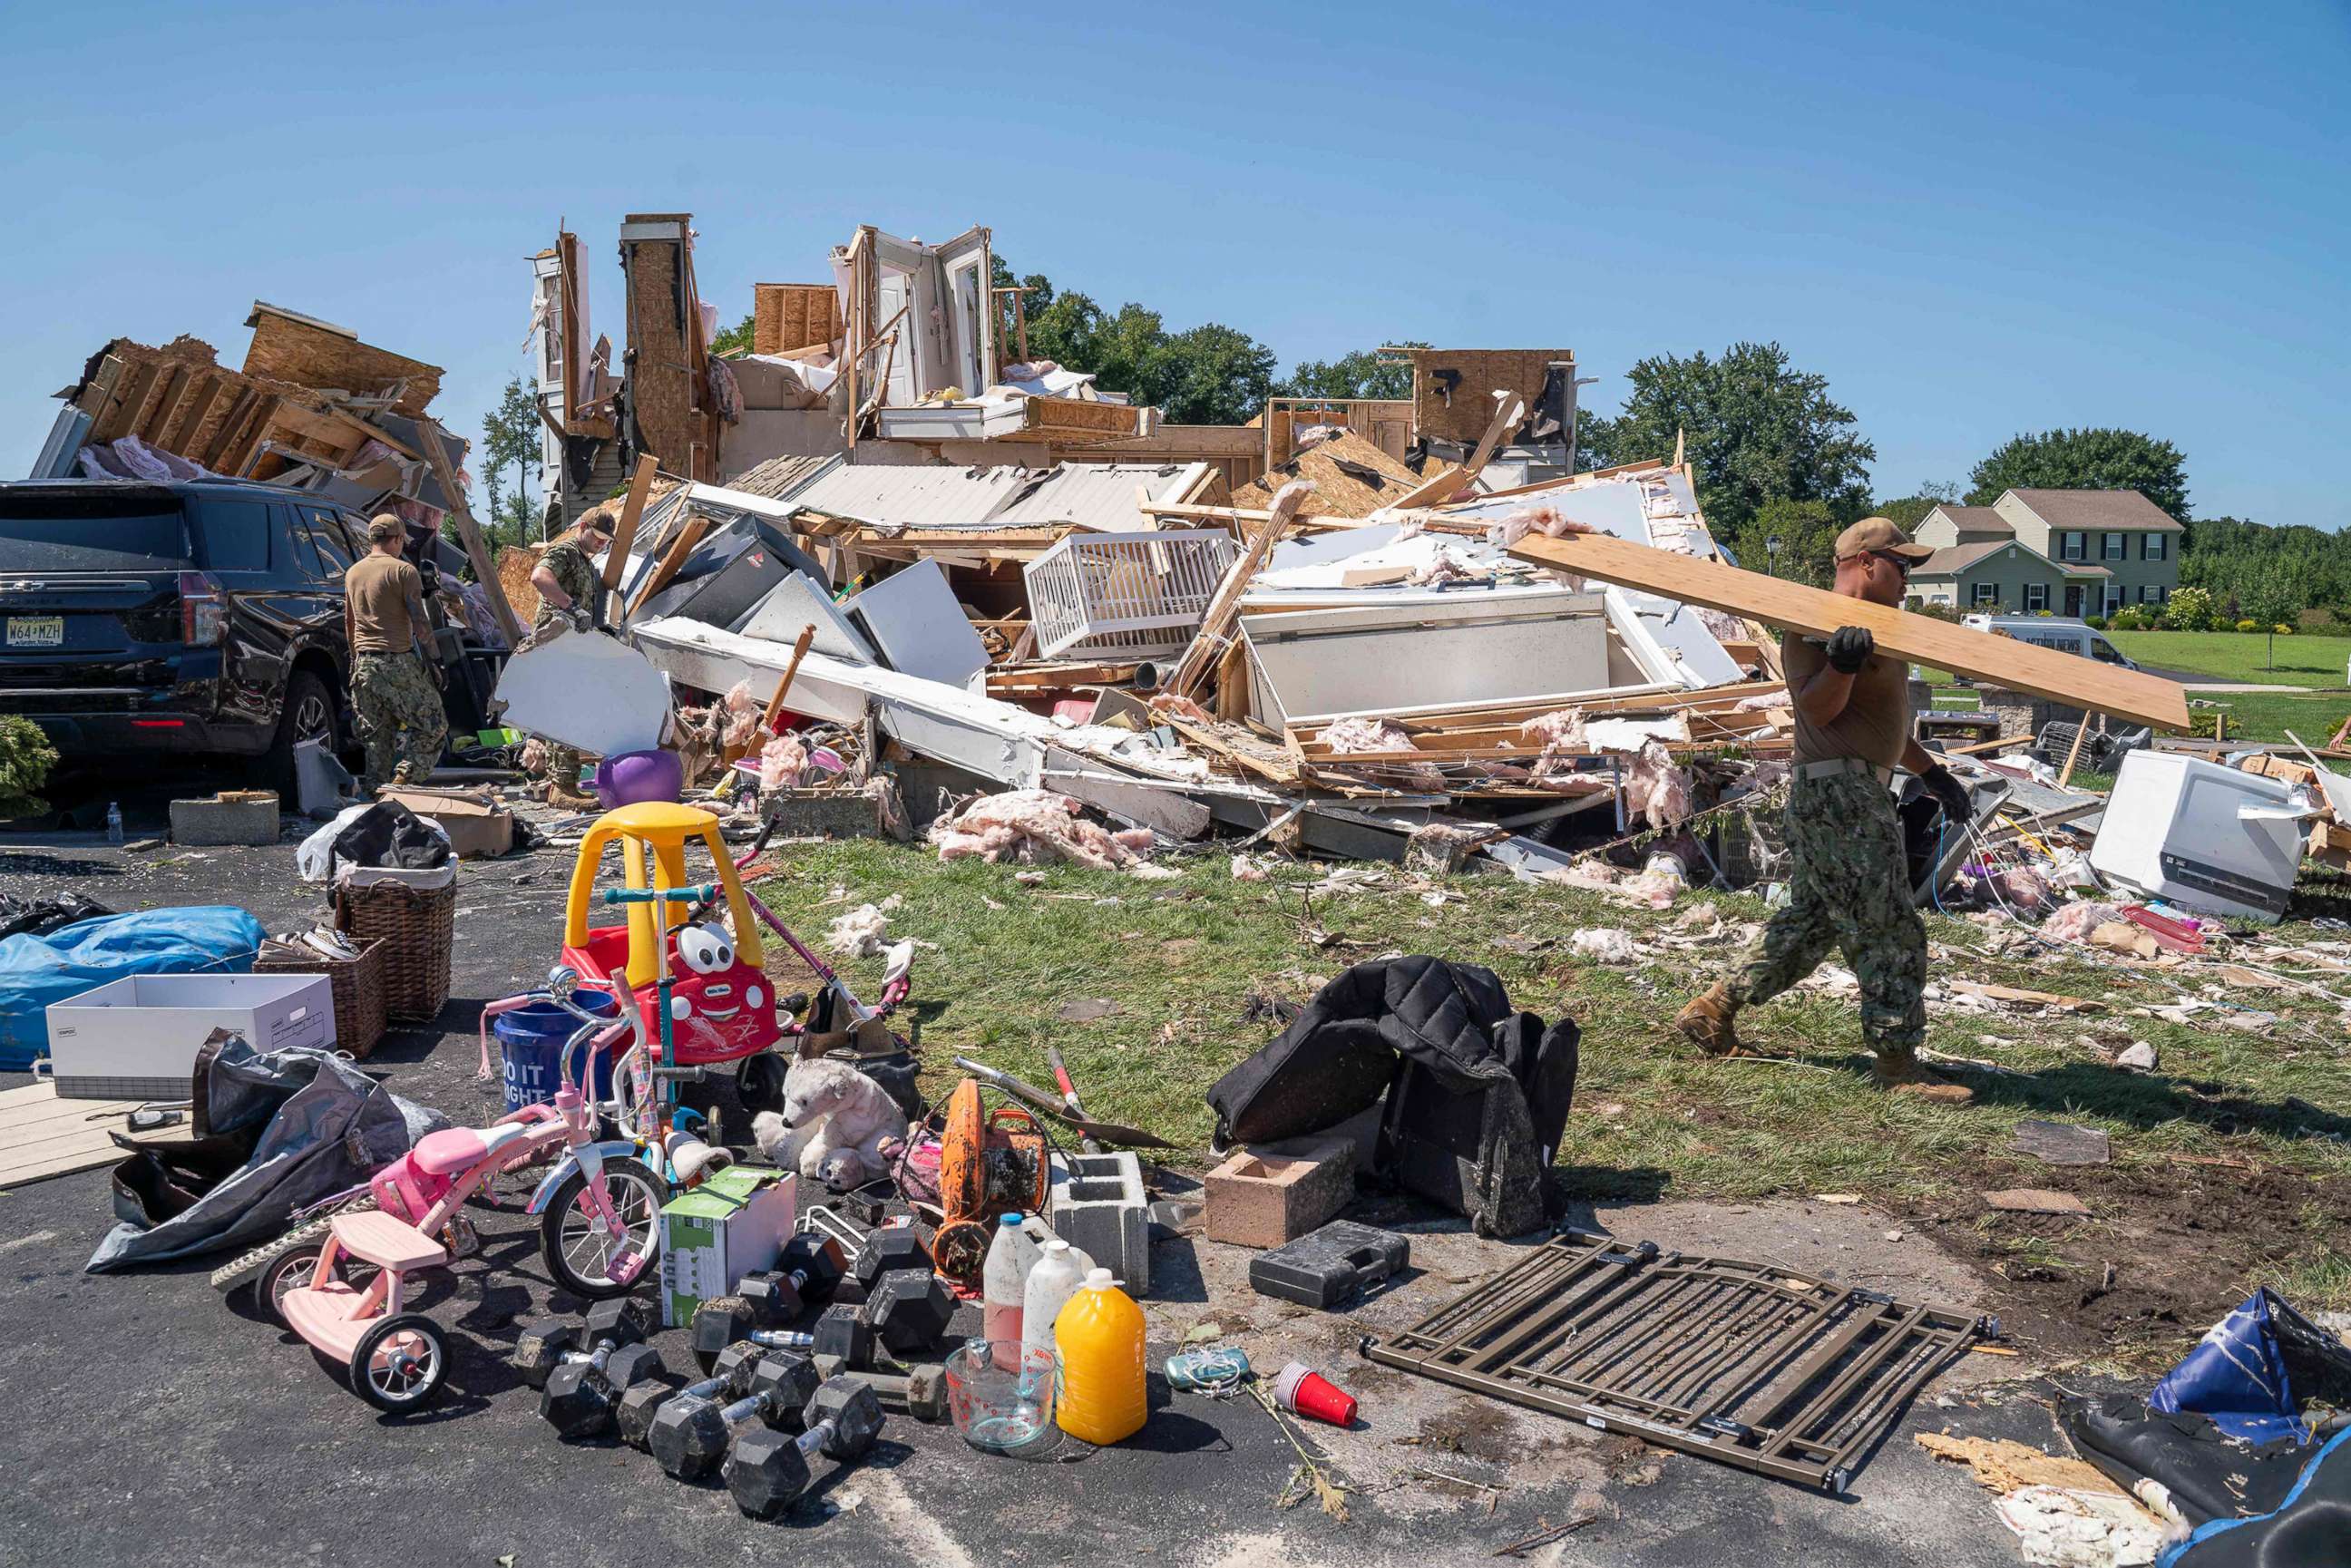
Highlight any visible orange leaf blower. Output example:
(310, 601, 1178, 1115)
(930, 1077, 1048, 1286)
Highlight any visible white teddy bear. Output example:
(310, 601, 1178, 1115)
(751, 1056, 906, 1191)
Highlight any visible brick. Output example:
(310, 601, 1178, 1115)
(1204, 1135, 1357, 1250)
(1047, 1151, 1150, 1295)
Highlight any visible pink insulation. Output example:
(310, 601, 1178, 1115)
(720, 680, 765, 750)
(928, 789, 1152, 872)
(1624, 740, 1694, 828)
(2042, 901, 2128, 943)
(757, 732, 810, 792)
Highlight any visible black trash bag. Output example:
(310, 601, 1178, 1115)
(86, 1031, 444, 1272)
(1205, 957, 1578, 1237)
(0, 891, 113, 941)
(328, 799, 454, 876)
(2171, 1427, 2351, 1567)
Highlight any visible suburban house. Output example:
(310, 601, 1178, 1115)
(1906, 489, 2182, 618)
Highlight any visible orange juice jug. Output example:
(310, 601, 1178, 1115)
(1053, 1268, 1146, 1443)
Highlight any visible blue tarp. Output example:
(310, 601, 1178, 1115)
(2151, 1288, 2314, 1445)
(0, 905, 264, 1070)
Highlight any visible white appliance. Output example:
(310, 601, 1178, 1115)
(2087, 751, 2307, 922)
(46, 972, 335, 1101)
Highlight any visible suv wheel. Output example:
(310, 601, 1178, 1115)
(258, 668, 336, 801)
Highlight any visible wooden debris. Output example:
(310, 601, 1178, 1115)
(1948, 979, 2096, 1012)
(1981, 1189, 2091, 1216)
(2010, 1120, 2112, 1167)
(1915, 1433, 2128, 1498)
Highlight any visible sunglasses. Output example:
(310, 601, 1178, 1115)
(1868, 550, 1914, 576)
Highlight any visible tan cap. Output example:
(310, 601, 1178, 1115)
(366, 513, 404, 542)
(1833, 516, 1933, 563)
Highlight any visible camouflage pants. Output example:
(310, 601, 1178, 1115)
(1725, 770, 1926, 1055)
(351, 651, 448, 792)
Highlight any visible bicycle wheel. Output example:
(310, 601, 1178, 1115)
(539, 1155, 668, 1299)
(256, 1242, 380, 1326)
(349, 1314, 446, 1411)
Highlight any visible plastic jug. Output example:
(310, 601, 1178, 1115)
(1053, 1268, 1146, 1444)
(982, 1213, 1039, 1351)
(1022, 1240, 1087, 1364)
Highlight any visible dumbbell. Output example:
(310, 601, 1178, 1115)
(691, 1305, 821, 1372)
(512, 1298, 651, 1389)
(810, 1354, 951, 1424)
(649, 1350, 822, 1481)
(725, 1377, 886, 1519)
(740, 1233, 850, 1324)
(809, 1269, 957, 1367)
(849, 1227, 932, 1290)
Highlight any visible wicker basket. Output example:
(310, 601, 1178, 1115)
(333, 880, 455, 1024)
(253, 937, 388, 1059)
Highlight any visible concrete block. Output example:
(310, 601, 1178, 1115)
(757, 787, 883, 842)
(1048, 1150, 1149, 1295)
(169, 791, 279, 846)
(1204, 1135, 1357, 1250)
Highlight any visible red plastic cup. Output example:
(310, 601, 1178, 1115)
(1273, 1360, 1357, 1427)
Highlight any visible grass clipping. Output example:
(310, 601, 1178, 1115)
(1253, 1381, 1352, 1521)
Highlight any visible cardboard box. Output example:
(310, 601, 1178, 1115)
(375, 785, 514, 859)
(658, 1164, 797, 1327)
(46, 972, 336, 1100)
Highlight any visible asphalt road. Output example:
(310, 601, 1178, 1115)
(0, 815, 2042, 1567)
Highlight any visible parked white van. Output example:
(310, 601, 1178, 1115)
(1958, 615, 2141, 670)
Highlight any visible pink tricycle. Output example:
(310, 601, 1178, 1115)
(214, 969, 667, 1410)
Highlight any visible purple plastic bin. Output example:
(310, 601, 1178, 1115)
(592, 748, 684, 809)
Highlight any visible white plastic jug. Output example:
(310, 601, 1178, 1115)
(982, 1213, 1039, 1350)
(1023, 1239, 1087, 1363)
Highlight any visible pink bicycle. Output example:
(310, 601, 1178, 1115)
(214, 969, 668, 1410)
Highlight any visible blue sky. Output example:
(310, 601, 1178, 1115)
(4, 0, 2345, 527)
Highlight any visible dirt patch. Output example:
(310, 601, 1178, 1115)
(1903, 1159, 2351, 1368)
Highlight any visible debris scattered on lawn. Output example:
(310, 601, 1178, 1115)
(2010, 1120, 2112, 1167)
(1983, 1189, 2092, 1216)
(1568, 927, 1639, 965)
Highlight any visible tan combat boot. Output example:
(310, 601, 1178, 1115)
(1675, 982, 1760, 1058)
(1872, 1049, 1975, 1105)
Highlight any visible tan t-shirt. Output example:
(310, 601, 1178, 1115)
(346, 552, 427, 655)
(1782, 628, 1910, 768)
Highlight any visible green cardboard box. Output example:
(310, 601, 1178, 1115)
(658, 1164, 797, 1327)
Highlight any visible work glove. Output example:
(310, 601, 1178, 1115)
(567, 606, 593, 633)
(1921, 763, 1971, 824)
(1825, 625, 1875, 674)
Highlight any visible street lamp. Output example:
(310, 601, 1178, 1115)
(1764, 535, 1782, 579)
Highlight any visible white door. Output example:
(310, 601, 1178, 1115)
(877, 269, 919, 408)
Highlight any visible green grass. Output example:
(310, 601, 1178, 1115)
(2105, 629, 2351, 687)
(746, 842, 2351, 1222)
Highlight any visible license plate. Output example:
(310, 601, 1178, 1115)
(5, 616, 63, 648)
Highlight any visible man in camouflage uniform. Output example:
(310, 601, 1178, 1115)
(1674, 518, 1977, 1105)
(524, 506, 617, 800)
(344, 515, 448, 792)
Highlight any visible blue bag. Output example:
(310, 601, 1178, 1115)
(0, 906, 265, 1070)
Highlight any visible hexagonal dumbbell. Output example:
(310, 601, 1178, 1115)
(691, 1299, 823, 1372)
(810, 1354, 951, 1424)
(617, 1339, 766, 1452)
(649, 1349, 823, 1481)
(865, 1268, 956, 1357)
(738, 1233, 850, 1326)
(511, 1298, 650, 1389)
(542, 1339, 666, 1439)
(850, 1227, 932, 1290)
(724, 1377, 886, 1518)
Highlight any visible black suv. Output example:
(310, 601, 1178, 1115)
(0, 478, 487, 793)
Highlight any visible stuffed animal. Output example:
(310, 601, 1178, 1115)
(752, 1056, 906, 1190)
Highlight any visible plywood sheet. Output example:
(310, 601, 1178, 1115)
(753, 283, 841, 355)
(241, 304, 443, 416)
(1503, 531, 2190, 730)
(1402, 348, 1572, 445)
(1232, 429, 1422, 520)
(0, 1079, 182, 1186)
(622, 215, 702, 473)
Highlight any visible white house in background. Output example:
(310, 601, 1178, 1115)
(1907, 489, 2182, 618)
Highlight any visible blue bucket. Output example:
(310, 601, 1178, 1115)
(495, 992, 621, 1114)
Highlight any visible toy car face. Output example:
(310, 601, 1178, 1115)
(659, 925, 779, 1064)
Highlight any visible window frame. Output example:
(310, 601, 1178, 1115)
(2024, 582, 2048, 612)
(2059, 531, 2087, 562)
(2102, 531, 2128, 561)
(2143, 532, 2167, 560)
(1971, 580, 2001, 607)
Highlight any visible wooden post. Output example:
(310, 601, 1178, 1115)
(601, 454, 658, 592)
(760, 625, 818, 732)
(626, 514, 711, 620)
(2056, 712, 2094, 790)
(416, 420, 523, 645)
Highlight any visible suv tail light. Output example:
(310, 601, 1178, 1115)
(178, 570, 227, 646)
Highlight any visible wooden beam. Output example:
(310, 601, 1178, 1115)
(1168, 483, 1312, 700)
(415, 420, 524, 645)
(626, 514, 711, 619)
(601, 454, 658, 591)
(1503, 531, 2190, 731)
(760, 625, 818, 731)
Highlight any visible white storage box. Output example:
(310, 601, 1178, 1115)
(2087, 751, 2306, 922)
(45, 972, 336, 1100)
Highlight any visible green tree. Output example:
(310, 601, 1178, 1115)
(1964, 428, 2190, 521)
(1278, 346, 1421, 401)
(1722, 497, 1842, 589)
(1576, 342, 1876, 536)
(710, 312, 755, 356)
(992, 260, 1279, 424)
(478, 375, 543, 549)
(2236, 560, 2307, 669)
